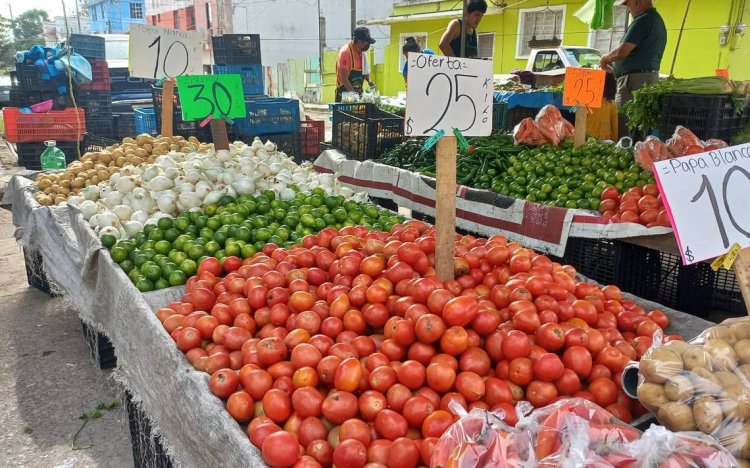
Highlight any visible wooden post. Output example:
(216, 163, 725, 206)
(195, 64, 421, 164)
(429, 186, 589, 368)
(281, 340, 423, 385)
(574, 108, 587, 148)
(435, 136, 457, 281)
(161, 79, 175, 138)
(733, 249, 750, 314)
(210, 119, 230, 151)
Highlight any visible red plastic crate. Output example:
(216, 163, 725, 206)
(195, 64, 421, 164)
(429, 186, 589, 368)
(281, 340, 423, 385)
(300, 119, 325, 157)
(78, 60, 111, 91)
(3, 107, 87, 143)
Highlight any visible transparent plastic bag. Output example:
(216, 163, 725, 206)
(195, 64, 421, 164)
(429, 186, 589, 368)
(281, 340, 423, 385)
(536, 413, 619, 468)
(513, 118, 547, 146)
(666, 125, 703, 156)
(431, 401, 535, 468)
(634, 136, 671, 172)
(535, 105, 569, 146)
(636, 317, 750, 463)
(516, 398, 641, 463)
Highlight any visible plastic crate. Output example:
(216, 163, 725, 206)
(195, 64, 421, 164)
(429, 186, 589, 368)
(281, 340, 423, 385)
(212, 34, 261, 65)
(113, 112, 138, 140)
(22, 247, 59, 296)
(235, 131, 300, 159)
(332, 103, 404, 161)
(109, 68, 154, 94)
(70, 34, 105, 60)
(13, 63, 56, 92)
(78, 60, 111, 91)
(234, 97, 301, 136)
(75, 90, 113, 117)
(135, 108, 158, 136)
(85, 118, 114, 139)
(16, 141, 80, 170)
(125, 391, 174, 468)
(81, 320, 117, 369)
(492, 101, 508, 132)
(659, 93, 750, 141)
(300, 119, 325, 158)
(151, 86, 212, 141)
(81, 133, 118, 153)
(505, 105, 539, 131)
(9, 88, 72, 109)
(3, 107, 86, 143)
(213, 64, 264, 95)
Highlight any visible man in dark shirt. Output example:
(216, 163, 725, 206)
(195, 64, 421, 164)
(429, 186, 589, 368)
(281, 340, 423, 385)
(439, 0, 487, 58)
(599, 0, 667, 134)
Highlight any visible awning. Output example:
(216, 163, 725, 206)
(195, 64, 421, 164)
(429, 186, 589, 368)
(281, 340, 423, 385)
(363, 6, 503, 25)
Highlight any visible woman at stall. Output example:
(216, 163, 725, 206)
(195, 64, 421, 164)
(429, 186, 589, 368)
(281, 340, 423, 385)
(402, 37, 435, 87)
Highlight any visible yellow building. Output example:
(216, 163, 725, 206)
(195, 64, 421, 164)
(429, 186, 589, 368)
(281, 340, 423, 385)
(361, 0, 749, 97)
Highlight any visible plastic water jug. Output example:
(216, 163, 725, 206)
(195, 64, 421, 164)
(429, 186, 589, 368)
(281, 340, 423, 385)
(40, 140, 66, 170)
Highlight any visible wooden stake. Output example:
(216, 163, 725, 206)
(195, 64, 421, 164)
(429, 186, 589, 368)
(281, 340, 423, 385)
(732, 248, 750, 314)
(210, 119, 230, 151)
(162, 79, 175, 138)
(435, 136, 457, 281)
(574, 108, 587, 148)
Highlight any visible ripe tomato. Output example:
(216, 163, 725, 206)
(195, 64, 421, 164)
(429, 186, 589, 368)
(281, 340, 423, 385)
(601, 186, 620, 201)
(533, 353, 565, 382)
(536, 323, 565, 352)
(526, 380, 558, 408)
(397, 360, 426, 390)
(647, 309, 669, 329)
(508, 357, 533, 386)
(501, 330, 530, 360)
(596, 345, 628, 372)
(554, 368, 582, 396)
(333, 439, 367, 468)
(375, 409, 409, 441)
(322, 390, 358, 425)
(359, 390, 387, 422)
(442, 296, 479, 327)
(572, 299, 598, 326)
(402, 395, 436, 428)
(262, 388, 291, 424)
(636, 319, 661, 338)
(455, 371, 486, 402)
(512, 309, 541, 334)
(562, 346, 592, 379)
(422, 409, 454, 438)
(440, 326, 469, 356)
(262, 431, 301, 468)
(209, 368, 239, 399)
(588, 377, 618, 407)
(387, 437, 420, 468)
(426, 362, 457, 393)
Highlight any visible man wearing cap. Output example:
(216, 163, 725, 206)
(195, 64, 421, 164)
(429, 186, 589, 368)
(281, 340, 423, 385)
(599, 0, 667, 135)
(335, 27, 376, 102)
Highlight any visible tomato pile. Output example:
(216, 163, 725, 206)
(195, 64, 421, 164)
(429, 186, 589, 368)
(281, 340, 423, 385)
(598, 185, 672, 228)
(155, 221, 680, 468)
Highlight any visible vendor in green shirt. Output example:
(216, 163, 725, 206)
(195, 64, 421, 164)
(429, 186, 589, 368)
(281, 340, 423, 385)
(599, 0, 666, 134)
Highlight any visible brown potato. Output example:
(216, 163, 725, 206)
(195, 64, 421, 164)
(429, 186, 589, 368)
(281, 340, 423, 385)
(714, 419, 749, 457)
(682, 346, 713, 371)
(665, 340, 691, 356)
(731, 321, 750, 340)
(716, 370, 743, 390)
(638, 382, 669, 412)
(738, 365, 750, 384)
(665, 375, 695, 402)
(689, 367, 723, 395)
(641, 347, 684, 384)
(705, 325, 738, 345)
(736, 339, 750, 365)
(693, 395, 723, 434)
(706, 339, 739, 371)
(657, 402, 696, 431)
(720, 386, 747, 419)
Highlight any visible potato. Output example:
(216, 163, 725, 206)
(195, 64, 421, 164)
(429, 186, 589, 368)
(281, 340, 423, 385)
(641, 347, 684, 383)
(658, 402, 696, 431)
(736, 339, 750, 365)
(714, 419, 749, 457)
(665, 375, 695, 402)
(638, 382, 669, 412)
(715, 370, 742, 390)
(682, 346, 713, 371)
(665, 340, 691, 356)
(738, 365, 750, 384)
(693, 395, 723, 434)
(731, 321, 750, 340)
(706, 339, 739, 370)
(705, 325, 737, 345)
(689, 367, 723, 395)
(738, 460, 750, 468)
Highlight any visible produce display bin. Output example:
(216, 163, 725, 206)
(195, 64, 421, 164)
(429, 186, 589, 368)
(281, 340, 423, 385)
(109, 68, 154, 94)
(300, 118, 325, 158)
(113, 112, 138, 140)
(211, 34, 261, 65)
(22, 247, 59, 296)
(16, 141, 80, 170)
(77, 60, 111, 91)
(135, 108, 158, 136)
(213, 64, 264, 95)
(492, 101, 508, 132)
(659, 93, 750, 141)
(85, 118, 115, 139)
(332, 103, 404, 161)
(81, 133, 118, 153)
(70, 34, 106, 60)
(234, 97, 301, 136)
(12, 63, 56, 92)
(9, 89, 72, 110)
(81, 320, 117, 370)
(125, 391, 174, 468)
(235, 131, 300, 160)
(75, 90, 113, 117)
(151, 86, 211, 141)
(3, 107, 86, 143)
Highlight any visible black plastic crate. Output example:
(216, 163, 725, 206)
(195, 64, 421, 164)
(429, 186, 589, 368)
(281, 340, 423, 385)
(16, 141, 81, 170)
(13, 63, 56, 92)
(110, 68, 154, 94)
(70, 34, 105, 60)
(113, 112, 138, 140)
(212, 34, 261, 65)
(506, 105, 539, 131)
(75, 90, 113, 117)
(234, 131, 300, 160)
(151, 86, 211, 141)
(81, 320, 117, 369)
(125, 391, 174, 468)
(9, 88, 72, 109)
(660, 93, 750, 141)
(81, 133, 118, 153)
(22, 247, 59, 296)
(332, 103, 404, 161)
(85, 118, 114, 139)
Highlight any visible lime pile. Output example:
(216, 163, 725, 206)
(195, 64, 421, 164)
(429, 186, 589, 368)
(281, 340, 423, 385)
(102, 189, 404, 292)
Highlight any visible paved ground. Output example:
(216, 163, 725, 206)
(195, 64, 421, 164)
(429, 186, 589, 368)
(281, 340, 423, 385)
(0, 140, 133, 468)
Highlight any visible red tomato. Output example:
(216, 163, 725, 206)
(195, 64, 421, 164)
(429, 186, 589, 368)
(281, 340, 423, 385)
(526, 380, 558, 408)
(375, 409, 408, 441)
(262, 431, 301, 468)
(442, 296, 479, 327)
(647, 309, 670, 329)
(554, 368, 582, 396)
(535, 323, 565, 352)
(599, 198, 618, 213)
(508, 357, 533, 386)
(501, 330, 530, 360)
(562, 346, 592, 379)
(636, 319, 661, 338)
(601, 187, 620, 201)
(209, 368, 239, 399)
(588, 377, 618, 407)
(533, 353, 565, 382)
(333, 439, 367, 468)
(512, 309, 541, 334)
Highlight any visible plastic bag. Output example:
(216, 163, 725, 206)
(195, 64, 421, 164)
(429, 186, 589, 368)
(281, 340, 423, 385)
(618, 425, 740, 468)
(513, 118, 547, 146)
(536, 413, 619, 468)
(535, 105, 569, 146)
(666, 126, 703, 156)
(636, 317, 750, 463)
(431, 401, 535, 468)
(634, 136, 671, 172)
(516, 398, 641, 463)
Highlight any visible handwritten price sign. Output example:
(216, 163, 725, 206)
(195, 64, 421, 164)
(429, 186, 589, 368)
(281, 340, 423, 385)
(653, 143, 750, 265)
(176, 74, 246, 121)
(129, 24, 203, 80)
(562, 67, 606, 108)
(404, 53, 493, 137)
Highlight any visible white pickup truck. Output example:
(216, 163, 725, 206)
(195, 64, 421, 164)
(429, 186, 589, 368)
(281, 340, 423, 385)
(525, 47, 603, 72)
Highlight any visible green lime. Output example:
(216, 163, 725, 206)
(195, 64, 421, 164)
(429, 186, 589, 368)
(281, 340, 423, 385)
(169, 270, 187, 286)
(205, 203, 219, 216)
(101, 234, 117, 249)
(314, 218, 326, 230)
(188, 244, 206, 260)
(135, 278, 154, 292)
(255, 228, 271, 242)
(205, 240, 221, 256)
(154, 240, 172, 255)
(200, 227, 215, 240)
(194, 216, 208, 229)
(332, 208, 348, 223)
(143, 224, 157, 235)
(144, 264, 163, 282)
(111, 246, 128, 263)
(148, 229, 164, 242)
(157, 217, 174, 230)
(219, 195, 235, 206)
(174, 217, 191, 231)
(134, 254, 149, 268)
(300, 214, 315, 228)
(164, 228, 180, 243)
(225, 242, 241, 257)
(242, 201, 257, 214)
(207, 216, 221, 231)
(119, 259, 135, 274)
(154, 278, 169, 290)
(241, 244, 257, 258)
(179, 259, 198, 276)
(128, 268, 142, 283)
(236, 226, 251, 242)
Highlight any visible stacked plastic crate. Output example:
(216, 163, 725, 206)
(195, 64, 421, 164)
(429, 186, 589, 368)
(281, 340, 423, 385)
(212, 34, 302, 157)
(71, 34, 114, 139)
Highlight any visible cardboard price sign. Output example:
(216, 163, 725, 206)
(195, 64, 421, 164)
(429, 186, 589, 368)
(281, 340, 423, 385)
(562, 67, 606, 108)
(653, 143, 750, 265)
(176, 74, 246, 122)
(129, 24, 203, 80)
(404, 53, 493, 137)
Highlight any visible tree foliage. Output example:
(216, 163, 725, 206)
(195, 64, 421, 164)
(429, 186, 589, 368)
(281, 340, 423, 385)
(12, 9, 49, 52)
(0, 16, 13, 72)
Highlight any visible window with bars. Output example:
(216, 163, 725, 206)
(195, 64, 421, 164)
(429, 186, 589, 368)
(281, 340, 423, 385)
(517, 6, 565, 58)
(130, 2, 144, 19)
(478, 32, 494, 59)
(590, 6, 629, 52)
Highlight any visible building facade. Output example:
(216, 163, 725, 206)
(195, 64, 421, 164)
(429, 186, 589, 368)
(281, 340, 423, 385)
(86, 0, 147, 33)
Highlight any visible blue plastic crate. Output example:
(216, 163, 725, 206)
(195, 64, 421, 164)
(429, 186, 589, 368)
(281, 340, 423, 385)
(134, 108, 158, 136)
(213, 64, 264, 95)
(234, 98, 301, 136)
